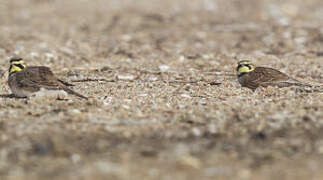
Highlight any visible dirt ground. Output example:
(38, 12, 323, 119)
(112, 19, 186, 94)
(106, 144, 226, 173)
(0, 0, 323, 179)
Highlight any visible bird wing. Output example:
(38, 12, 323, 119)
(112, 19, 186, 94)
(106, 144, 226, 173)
(19, 66, 61, 89)
(14, 72, 41, 92)
(15, 66, 88, 99)
(251, 67, 298, 86)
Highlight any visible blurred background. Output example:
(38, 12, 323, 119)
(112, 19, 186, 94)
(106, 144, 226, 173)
(1, 0, 323, 68)
(0, 0, 323, 179)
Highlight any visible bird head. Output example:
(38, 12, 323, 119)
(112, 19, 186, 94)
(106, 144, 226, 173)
(9, 57, 26, 74)
(236, 60, 255, 76)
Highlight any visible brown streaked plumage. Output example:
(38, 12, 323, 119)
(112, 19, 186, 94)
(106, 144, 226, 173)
(236, 60, 311, 91)
(8, 57, 88, 99)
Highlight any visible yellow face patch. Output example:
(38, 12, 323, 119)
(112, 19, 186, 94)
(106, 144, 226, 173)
(12, 60, 25, 65)
(236, 60, 255, 75)
(9, 61, 26, 74)
(238, 60, 252, 65)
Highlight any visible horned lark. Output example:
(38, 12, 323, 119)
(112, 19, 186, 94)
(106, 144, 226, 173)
(8, 57, 88, 99)
(236, 60, 312, 91)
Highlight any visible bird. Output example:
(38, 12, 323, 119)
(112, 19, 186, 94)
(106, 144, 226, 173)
(236, 60, 314, 91)
(8, 57, 88, 99)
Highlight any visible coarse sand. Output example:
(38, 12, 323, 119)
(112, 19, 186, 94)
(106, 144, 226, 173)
(0, 0, 322, 179)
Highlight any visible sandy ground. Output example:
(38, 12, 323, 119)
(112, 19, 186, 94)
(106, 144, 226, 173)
(0, 0, 323, 179)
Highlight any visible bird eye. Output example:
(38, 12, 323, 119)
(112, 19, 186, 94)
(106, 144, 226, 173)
(16, 64, 25, 69)
(236, 64, 242, 71)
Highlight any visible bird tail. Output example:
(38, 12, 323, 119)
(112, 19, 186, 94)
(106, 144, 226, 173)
(58, 79, 75, 86)
(63, 87, 88, 100)
(286, 78, 323, 92)
(57, 81, 88, 100)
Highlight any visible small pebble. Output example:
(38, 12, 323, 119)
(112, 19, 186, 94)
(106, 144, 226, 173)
(117, 74, 135, 81)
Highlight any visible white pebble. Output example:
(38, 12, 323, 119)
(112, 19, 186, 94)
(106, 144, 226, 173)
(192, 128, 202, 136)
(117, 74, 135, 80)
(178, 55, 185, 62)
(181, 94, 191, 98)
(294, 37, 307, 45)
(145, 77, 158, 81)
(278, 17, 290, 26)
(159, 65, 169, 72)
(137, 94, 148, 97)
(71, 154, 81, 163)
